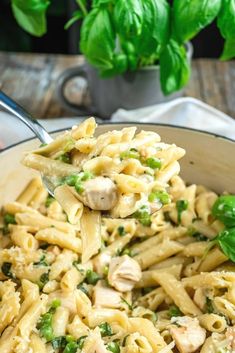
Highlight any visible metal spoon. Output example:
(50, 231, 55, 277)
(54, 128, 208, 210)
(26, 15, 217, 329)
(0, 90, 56, 196)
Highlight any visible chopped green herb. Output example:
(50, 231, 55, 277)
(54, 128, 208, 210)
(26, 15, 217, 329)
(40, 243, 50, 250)
(72, 260, 84, 274)
(212, 227, 235, 263)
(212, 195, 235, 228)
(120, 297, 133, 310)
(146, 157, 162, 169)
(133, 205, 151, 227)
(176, 199, 188, 224)
(192, 233, 208, 242)
(45, 196, 55, 208)
(120, 149, 140, 160)
(49, 299, 61, 313)
(86, 269, 101, 285)
(4, 213, 16, 225)
(34, 255, 49, 267)
(51, 336, 67, 349)
(1, 225, 10, 235)
(39, 143, 48, 147)
(117, 225, 126, 236)
(38, 272, 49, 289)
(57, 153, 71, 164)
(121, 248, 134, 257)
(142, 287, 154, 295)
(77, 335, 87, 350)
(168, 305, 183, 318)
(205, 297, 215, 313)
(148, 190, 170, 204)
(107, 341, 120, 353)
(75, 181, 84, 194)
(99, 322, 113, 337)
(77, 283, 89, 296)
(1, 262, 15, 279)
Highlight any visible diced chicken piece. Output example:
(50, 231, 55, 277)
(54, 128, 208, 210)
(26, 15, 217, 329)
(83, 327, 109, 353)
(79, 176, 118, 211)
(170, 316, 206, 353)
(93, 281, 122, 309)
(108, 255, 142, 292)
(226, 326, 235, 350)
(93, 252, 112, 275)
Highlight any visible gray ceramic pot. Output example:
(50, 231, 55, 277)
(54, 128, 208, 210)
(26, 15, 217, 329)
(56, 43, 193, 119)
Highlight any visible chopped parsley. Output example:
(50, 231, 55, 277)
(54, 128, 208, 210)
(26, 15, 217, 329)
(34, 255, 49, 267)
(86, 269, 101, 285)
(1, 262, 15, 279)
(38, 272, 49, 289)
(117, 225, 126, 236)
(107, 341, 120, 353)
(45, 196, 55, 208)
(168, 305, 183, 318)
(205, 297, 215, 314)
(120, 297, 133, 310)
(120, 149, 140, 160)
(56, 153, 71, 164)
(99, 322, 113, 337)
(37, 300, 61, 342)
(176, 199, 189, 224)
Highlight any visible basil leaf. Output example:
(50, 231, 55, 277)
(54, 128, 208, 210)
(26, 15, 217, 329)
(216, 228, 235, 262)
(80, 7, 115, 72)
(135, 0, 169, 58)
(217, 0, 235, 60)
(114, 0, 143, 38)
(212, 195, 235, 228)
(159, 39, 190, 95)
(218, 0, 235, 39)
(172, 0, 222, 43)
(220, 37, 235, 60)
(11, 0, 50, 37)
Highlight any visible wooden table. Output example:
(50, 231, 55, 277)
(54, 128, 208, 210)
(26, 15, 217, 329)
(0, 52, 235, 119)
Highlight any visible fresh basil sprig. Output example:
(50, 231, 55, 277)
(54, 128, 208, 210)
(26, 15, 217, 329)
(212, 195, 235, 228)
(217, 0, 235, 60)
(11, 0, 50, 37)
(212, 228, 235, 262)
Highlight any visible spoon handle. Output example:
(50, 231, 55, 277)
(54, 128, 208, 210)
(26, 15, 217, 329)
(0, 90, 53, 144)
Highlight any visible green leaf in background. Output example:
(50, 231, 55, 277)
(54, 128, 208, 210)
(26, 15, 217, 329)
(80, 7, 115, 72)
(217, 0, 235, 60)
(159, 39, 190, 95)
(134, 0, 169, 58)
(11, 0, 50, 37)
(172, 0, 222, 43)
(114, 0, 144, 38)
(220, 37, 235, 60)
(64, 10, 84, 30)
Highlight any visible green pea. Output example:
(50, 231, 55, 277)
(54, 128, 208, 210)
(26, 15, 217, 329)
(75, 181, 84, 194)
(133, 205, 151, 227)
(146, 157, 162, 169)
(148, 191, 170, 204)
(63, 341, 79, 353)
(65, 174, 79, 186)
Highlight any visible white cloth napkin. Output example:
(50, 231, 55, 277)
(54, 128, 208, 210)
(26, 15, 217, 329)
(111, 97, 235, 140)
(0, 97, 234, 150)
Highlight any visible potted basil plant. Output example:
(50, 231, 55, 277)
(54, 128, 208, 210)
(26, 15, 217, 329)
(10, 0, 235, 118)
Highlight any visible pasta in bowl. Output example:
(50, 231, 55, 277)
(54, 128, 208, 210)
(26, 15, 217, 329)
(0, 120, 235, 353)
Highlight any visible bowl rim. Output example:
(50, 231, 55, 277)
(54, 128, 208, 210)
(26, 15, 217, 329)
(1, 122, 234, 154)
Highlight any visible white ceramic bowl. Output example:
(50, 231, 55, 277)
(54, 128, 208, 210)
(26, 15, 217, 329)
(0, 124, 234, 208)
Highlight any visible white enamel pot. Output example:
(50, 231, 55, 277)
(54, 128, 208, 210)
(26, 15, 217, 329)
(0, 124, 234, 208)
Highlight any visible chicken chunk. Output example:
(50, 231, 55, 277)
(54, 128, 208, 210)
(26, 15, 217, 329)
(83, 327, 109, 353)
(170, 316, 206, 353)
(93, 281, 122, 309)
(78, 176, 118, 211)
(108, 255, 142, 292)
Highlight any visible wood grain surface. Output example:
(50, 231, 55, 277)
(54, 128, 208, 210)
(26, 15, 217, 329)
(0, 52, 234, 119)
